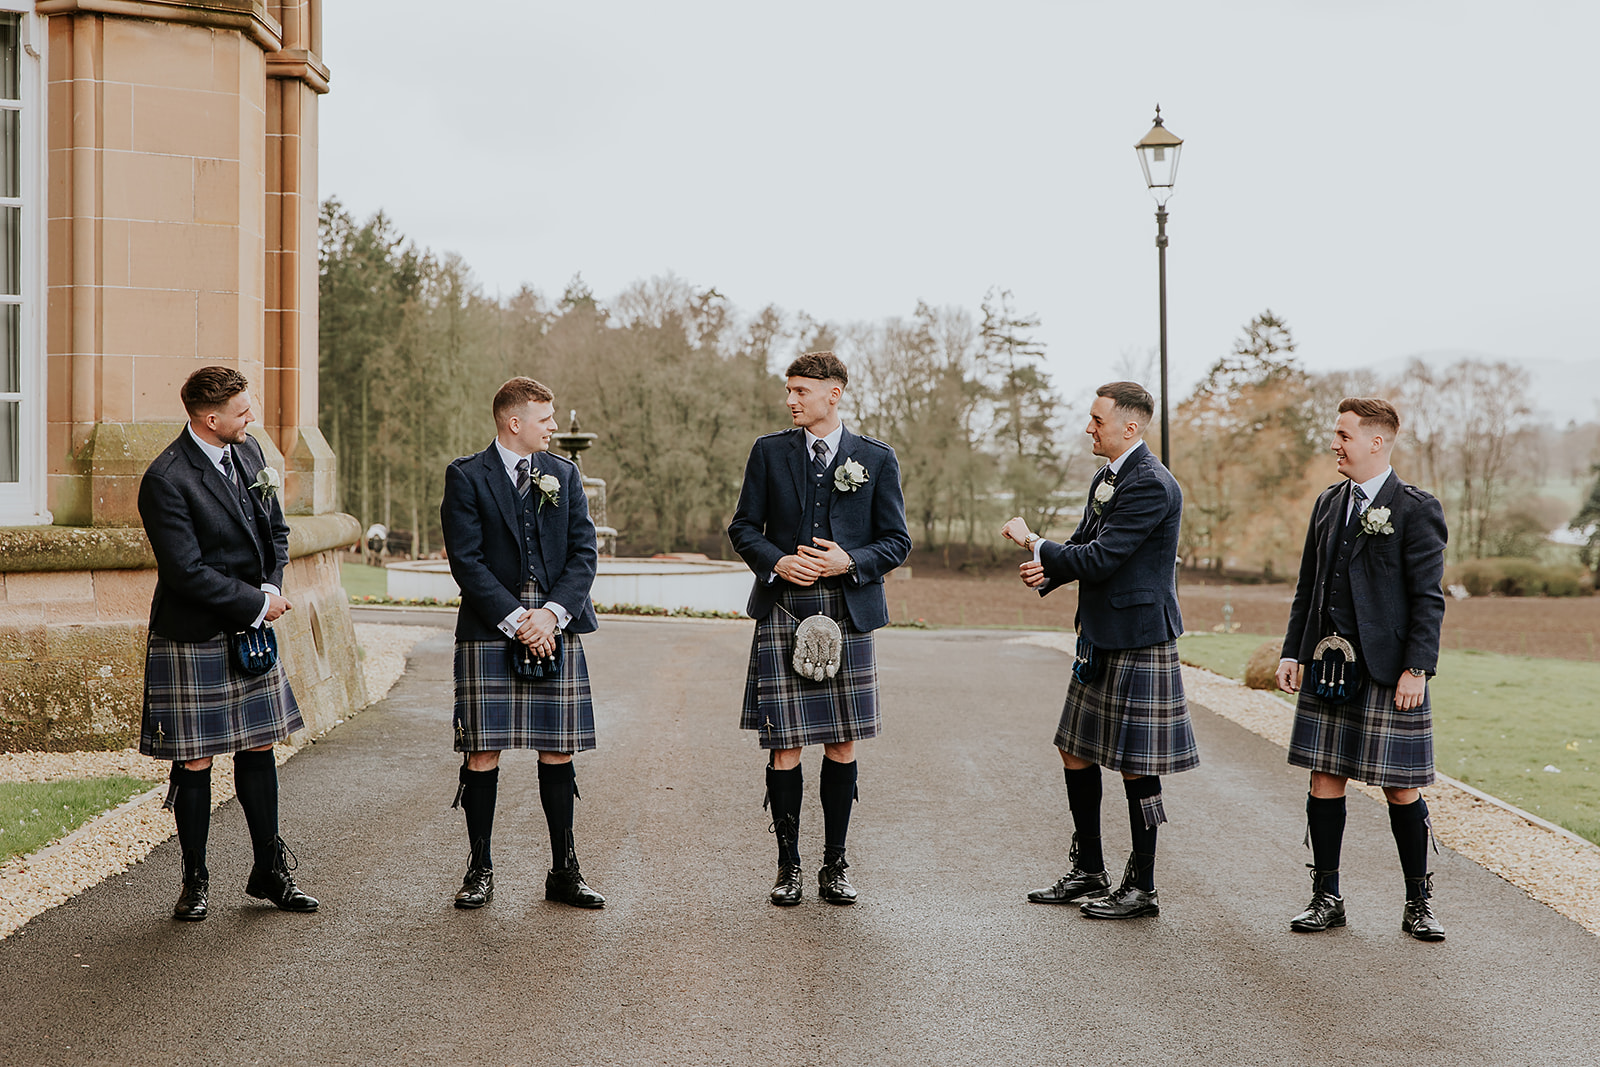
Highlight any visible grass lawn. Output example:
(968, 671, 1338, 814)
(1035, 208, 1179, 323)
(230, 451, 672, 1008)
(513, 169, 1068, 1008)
(0, 776, 159, 861)
(1177, 632, 1600, 844)
(340, 561, 388, 598)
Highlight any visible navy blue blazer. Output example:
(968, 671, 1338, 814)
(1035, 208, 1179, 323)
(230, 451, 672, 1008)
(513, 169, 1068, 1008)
(139, 431, 290, 642)
(728, 426, 911, 632)
(1036, 443, 1184, 650)
(440, 444, 599, 641)
(1281, 473, 1447, 686)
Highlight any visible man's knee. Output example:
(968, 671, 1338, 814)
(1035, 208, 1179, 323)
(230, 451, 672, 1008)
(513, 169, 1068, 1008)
(466, 751, 502, 772)
(823, 741, 855, 763)
(537, 751, 573, 765)
(1383, 786, 1420, 806)
(1309, 772, 1348, 799)
(1059, 749, 1093, 771)
(183, 756, 213, 772)
(769, 748, 801, 771)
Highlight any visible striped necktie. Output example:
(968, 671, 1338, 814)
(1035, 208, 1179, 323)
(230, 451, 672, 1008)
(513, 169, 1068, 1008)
(516, 457, 531, 498)
(812, 439, 828, 473)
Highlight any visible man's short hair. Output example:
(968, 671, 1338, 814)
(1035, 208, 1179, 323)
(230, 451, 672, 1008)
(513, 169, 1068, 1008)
(181, 366, 250, 416)
(785, 351, 848, 388)
(1338, 396, 1400, 438)
(1096, 381, 1155, 425)
(493, 376, 555, 424)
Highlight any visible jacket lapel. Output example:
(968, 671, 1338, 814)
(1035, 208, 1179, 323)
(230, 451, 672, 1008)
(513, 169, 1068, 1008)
(181, 433, 256, 545)
(1349, 472, 1402, 563)
(530, 453, 560, 580)
(479, 444, 526, 568)
(786, 428, 809, 501)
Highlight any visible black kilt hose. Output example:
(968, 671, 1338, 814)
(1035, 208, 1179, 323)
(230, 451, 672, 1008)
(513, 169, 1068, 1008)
(454, 579, 595, 753)
(1289, 682, 1435, 789)
(139, 633, 303, 761)
(1054, 641, 1199, 776)
(741, 584, 879, 750)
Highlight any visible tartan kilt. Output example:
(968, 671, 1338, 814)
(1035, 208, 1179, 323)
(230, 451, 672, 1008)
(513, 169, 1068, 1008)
(740, 583, 879, 750)
(454, 579, 595, 753)
(1289, 681, 1435, 788)
(1054, 640, 1199, 776)
(139, 633, 303, 761)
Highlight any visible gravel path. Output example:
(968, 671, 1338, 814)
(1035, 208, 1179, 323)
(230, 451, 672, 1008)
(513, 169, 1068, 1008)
(1012, 632, 1600, 935)
(0, 623, 443, 939)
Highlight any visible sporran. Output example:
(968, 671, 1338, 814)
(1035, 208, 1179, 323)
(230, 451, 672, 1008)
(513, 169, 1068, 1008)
(776, 602, 843, 682)
(1309, 633, 1367, 706)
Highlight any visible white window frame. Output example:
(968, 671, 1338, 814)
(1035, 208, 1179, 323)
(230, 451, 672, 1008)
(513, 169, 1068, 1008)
(0, 3, 44, 526)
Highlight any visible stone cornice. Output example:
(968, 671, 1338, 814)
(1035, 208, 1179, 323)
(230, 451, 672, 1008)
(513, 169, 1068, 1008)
(0, 513, 360, 572)
(266, 48, 331, 94)
(34, 0, 284, 52)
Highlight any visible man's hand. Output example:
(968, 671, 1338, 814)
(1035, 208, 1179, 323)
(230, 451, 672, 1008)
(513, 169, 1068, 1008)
(1394, 671, 1427, 711)
(1276, 657, 1300, 694)
(1001, 517, 1034, 549)
(264, 593, 293, 622)
(516, 607, 560, 657)
(797, 537, 852, 578)
(1019, 560, 1047, 589)
(775, 554, 823, 586)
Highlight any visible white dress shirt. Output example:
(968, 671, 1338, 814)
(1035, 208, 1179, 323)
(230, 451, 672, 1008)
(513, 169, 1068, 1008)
(186, 424, 276, 629)
(492, 439, 572, 637)
(1345, 466, 1392, 523)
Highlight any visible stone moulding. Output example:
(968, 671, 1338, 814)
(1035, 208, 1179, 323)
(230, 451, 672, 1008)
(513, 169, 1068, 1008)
(0, 514, 360, 573)
(34, 0, 283, 52)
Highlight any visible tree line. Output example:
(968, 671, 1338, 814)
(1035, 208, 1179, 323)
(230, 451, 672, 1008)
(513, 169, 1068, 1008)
(319, 199, 1599, 575)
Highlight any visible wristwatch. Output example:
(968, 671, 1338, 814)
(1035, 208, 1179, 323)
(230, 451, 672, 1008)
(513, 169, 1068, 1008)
(845, 556, 858, 579)
(1407, 668, 1428, 678)
(1023, 533, 1042, 550)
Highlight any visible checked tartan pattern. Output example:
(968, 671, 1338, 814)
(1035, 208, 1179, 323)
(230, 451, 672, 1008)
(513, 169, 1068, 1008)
(741, 584, 879, 750)
(1054, 640, 1199, 776)
(1289, 682, 1435, 789)
(139, 634, 303, 761)
(453, 579, 595, 753)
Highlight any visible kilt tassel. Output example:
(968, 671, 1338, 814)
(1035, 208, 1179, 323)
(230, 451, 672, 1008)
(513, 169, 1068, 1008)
(1138, 794, 1167, 830)
(162, 761, 181, 812)
(452, 758, 469, 810)
(1424, 798, 1439, 855)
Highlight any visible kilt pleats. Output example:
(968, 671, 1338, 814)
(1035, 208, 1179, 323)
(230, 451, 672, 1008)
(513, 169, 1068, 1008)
(454, 579, 595, 753)
(1054, 640, 1199, 776)
(139, 633, 303, 761)
(740, 584, 879, 750)
(1289, 682, 1435, 788)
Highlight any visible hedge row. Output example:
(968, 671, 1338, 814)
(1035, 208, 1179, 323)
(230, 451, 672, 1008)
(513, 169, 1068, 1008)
(1445, 558, 1594, 598)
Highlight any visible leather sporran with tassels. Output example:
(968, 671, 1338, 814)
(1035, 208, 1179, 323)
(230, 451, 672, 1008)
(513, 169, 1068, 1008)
(1072, 633, 1104, 686)
(509, 635, 563, 681)
(229, 626, 278, 676)
(1309, 633, 1367, 705)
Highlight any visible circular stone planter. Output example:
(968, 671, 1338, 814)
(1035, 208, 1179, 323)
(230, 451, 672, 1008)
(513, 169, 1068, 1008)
(385, 557, 752, 615)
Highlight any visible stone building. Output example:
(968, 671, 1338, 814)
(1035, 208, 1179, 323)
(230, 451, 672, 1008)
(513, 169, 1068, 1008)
(0, 1, 363, 750)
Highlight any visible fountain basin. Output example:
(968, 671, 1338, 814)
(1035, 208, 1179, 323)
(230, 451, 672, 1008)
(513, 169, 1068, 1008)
(386, 557, 752, 615)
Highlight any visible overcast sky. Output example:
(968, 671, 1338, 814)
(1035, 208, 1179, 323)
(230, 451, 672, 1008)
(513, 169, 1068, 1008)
(320, 1, 1600, 422)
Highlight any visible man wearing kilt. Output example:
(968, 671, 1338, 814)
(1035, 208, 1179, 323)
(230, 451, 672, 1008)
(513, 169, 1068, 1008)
(1275, 397, 1448, 941)
(138, 366, 318, 922)
(1002, 381, 1198, 920)
(440, 377, 604, 910)
(729, 351, 911, 906)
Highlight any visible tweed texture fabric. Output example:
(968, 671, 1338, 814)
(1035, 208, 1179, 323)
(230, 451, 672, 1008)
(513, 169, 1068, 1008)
(454, 579, 595, 753)
(741, 584, 879, 750)
(139, 634, 303, 761)
(1054, 640, 1199, 776)
(1289, 681, 1435, 788)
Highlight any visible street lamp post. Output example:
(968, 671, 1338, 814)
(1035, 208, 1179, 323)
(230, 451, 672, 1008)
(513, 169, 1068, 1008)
(1135, 106, 1183, 468)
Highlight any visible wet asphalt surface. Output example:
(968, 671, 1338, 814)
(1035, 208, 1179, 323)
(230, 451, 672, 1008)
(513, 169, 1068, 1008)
(2, 620, 1597, 1065)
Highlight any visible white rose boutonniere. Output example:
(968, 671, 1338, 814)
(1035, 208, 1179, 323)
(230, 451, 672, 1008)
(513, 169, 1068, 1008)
(1091, 473, 1116, 516)
(249, 465, 282, 503)
(834, 458, 869, 493)
(1360, 505, 1394, 537)
(535, 472, 561, 511)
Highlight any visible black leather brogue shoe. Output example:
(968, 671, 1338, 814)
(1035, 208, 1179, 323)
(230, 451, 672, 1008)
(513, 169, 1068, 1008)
(1289, 868, 1346, 932)
(454, 866, 494, 909)
(1027, 868, 1111, 905)
(1080, 855, 1159, 920)
(818, 859, 857, 905)
(173, 876, 209, 922)
(245, 837, 319, 913)
(546, 865, 605, 909)
(1402, 875, 1446, 941)
(770, 863, 803, 906)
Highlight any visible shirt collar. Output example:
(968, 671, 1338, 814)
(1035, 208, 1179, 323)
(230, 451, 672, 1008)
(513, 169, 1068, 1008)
(1352, 466, 1392, 505)
(805, 424, 845, 464)
(1106, 439, 1146, 477)
(493, 438, 534, 482)
(186, 423, 229, 471)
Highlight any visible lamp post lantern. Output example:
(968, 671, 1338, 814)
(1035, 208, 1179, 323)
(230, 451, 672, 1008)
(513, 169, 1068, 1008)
(1135, 105, 1183, 467)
